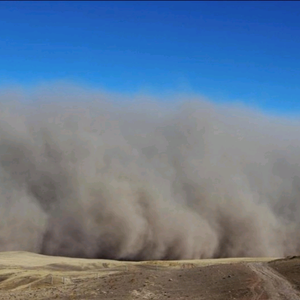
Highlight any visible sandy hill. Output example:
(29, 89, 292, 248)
(0, 252, 300, 299)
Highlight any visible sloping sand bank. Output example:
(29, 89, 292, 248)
(1, 251, 300, 299)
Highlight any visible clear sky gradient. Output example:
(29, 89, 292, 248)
(1, 1, 300, 116)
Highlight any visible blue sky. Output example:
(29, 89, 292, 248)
(1, 1, 300, 116)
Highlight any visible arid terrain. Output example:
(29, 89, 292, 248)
(1, 252, 300, 299)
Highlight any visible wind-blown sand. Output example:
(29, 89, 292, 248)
(2, 87, 300, 298)
(2, 87, 300, 261)
(1, 251, 300, 299)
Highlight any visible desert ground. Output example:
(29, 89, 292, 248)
(1, 252, 300, 299)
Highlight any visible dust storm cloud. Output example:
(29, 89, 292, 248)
(0, 86, 300, 260)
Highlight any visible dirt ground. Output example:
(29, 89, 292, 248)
(1, 252, 300, 299)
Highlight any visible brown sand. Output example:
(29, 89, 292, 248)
(1, 252, 300, 299)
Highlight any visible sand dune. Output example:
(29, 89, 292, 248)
(1, 251, 300, 299)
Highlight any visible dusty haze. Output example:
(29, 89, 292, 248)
(0, 85, 300, 260)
